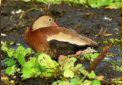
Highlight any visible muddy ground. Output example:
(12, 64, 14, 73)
(1, 1, 122, 85)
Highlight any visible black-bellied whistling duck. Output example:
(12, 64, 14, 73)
(25, 16, 98, 59)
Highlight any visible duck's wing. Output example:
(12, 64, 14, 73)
(46, 26, 98, 47)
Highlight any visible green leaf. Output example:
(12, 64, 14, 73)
(17, 45, 25, 53)
(88, 71, 96, 79)
(92, 80, 101, 85)
(90, 53, 99, 61)
(17, 45, 29, 56)
(7, 48, 14, 57)
(103, 40, 108, 44)
(70, 77, 80, 85)
(37, 53, 58, 72)
(5, 65, 16, 75)
(60, 57, 77, 70)
(22, 57, 38, 79)
(105, 0, 111, 5)
(45, 73, 52, 77)
(112, 80, 122, 84)
(17, 52, 25, 66)
(113, 2, 122, 8)
(76, 64, 87, 75)
(114, 65, 122, 72)
(1, 42, 8, 51)
(84, 53, 99, 61)
(52, 80, 62, 85)
(25, 48, 31, 54)
(52, 80, 69, 85)
(75, 64, 83, 69)
(16, 46, 26, 66)
(4, 58, 16, 67)
(82, 80, 92, 85)
(110, 38, 115, 42)
(21, 0, 31, 2)
(59, 81, 70, 85)
(38, 64, 47, 72)
(64, 69, 74, 78)
(9, 41, 15, 45)
(88, 0, 98, 8)
(22, 66, 34, 78)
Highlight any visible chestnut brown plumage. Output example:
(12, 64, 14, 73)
(25, 16, 98, 59)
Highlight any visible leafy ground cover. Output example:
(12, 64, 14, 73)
(14, 0, 122, 8)
(1, 40, 122, 85)
(1, 41, 101, 85)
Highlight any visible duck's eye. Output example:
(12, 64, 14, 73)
(48, 18, 52, 22)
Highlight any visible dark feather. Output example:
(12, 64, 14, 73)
(48, 40, 88, 59)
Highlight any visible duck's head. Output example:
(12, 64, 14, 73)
(32, 16, 57, 31)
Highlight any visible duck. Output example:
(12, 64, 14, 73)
(25, 15, 98, 59)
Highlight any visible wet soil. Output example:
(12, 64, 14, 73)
(1, 1, 122, 85)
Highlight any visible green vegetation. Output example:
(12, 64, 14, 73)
(111, 60, 122, 72)
(103, 38, 122, 46)
(112, 81, 122, 85)
(83, 53, 100, 61)
(1, 41, 101, 84)
(1, 41, 122, 84)
(15, 0, 122, 8)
